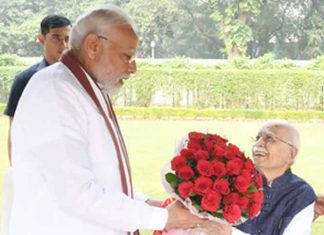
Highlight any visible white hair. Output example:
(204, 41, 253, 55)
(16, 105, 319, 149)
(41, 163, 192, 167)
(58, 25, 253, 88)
(261, 119, 301, 153)
(69, 5, 137, 50)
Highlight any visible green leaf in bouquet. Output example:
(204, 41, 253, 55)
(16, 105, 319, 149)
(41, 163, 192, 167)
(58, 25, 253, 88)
(187, 160, 196, 168)
(191, 200, 203, 212)
(165, 172, 177, 183)
(248, 185, 258, 192)
(170, 180, 179, 189)
(211, 211, 223, 218)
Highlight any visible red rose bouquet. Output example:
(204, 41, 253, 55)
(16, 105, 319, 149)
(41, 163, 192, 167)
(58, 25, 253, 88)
(163, 131, 263, 225)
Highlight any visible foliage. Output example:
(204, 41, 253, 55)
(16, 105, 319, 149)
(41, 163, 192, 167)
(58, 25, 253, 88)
(0, 0, 322, 59)
(113, 107, 324, 120)
(1, 64, 324, 110)
(0, 66, 25, 103)
(209, 0, 262, 58)
(115, 67, 324, 110)
(249, 0, 324, 59)
(308, 56, 324, 70)
(0, 54, 27, 66)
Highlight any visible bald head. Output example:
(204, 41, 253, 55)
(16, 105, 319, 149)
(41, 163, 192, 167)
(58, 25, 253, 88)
(260, 120, 300, 155)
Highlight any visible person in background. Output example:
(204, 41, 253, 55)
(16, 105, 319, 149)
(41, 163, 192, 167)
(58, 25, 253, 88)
(4, 14, 71, 164)
(9, 5, 203, 235)
(193, 120, 316, 235)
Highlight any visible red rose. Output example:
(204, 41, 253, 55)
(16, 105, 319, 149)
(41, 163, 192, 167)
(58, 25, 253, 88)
(178, 181, 194, 199)
(201, 191, 221, 212)
(177, 166, 194, 180)
(226, 159, 243, 176)
(203, 139, 215, 152)
(180, 148, 195, 160)
(223, 204, 242, 224)
(251, 191, 264, 203)
(240, 169, 252, 182)
(212, 160, 227, 177)
(213, 135, 228, 146)
(237, 197, 249, 209)
(254, 174, 263, 188)
(213, 145, 227, 157)
(189, 132, 205, 141)
(197, 160, 214, 176)
(213, 178, 230, 195)
(247, 202, 262, 219)
(234, 175, 251, 193)
(244, 159, 256, 174)
(171, 155, 186, 171)
(187, 140, 201, 150)
(226, 144, 243, 159)
(223, 192, 240, 205)
(194, 149, 210, 161)
(193, 176, 213, 195)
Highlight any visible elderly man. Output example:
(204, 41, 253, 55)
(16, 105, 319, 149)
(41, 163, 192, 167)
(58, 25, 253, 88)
(9, 5, 203, 235)
(195, 120, 316, 235)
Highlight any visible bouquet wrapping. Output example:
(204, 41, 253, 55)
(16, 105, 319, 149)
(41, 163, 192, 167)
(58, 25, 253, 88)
(162, 131, 264, 227)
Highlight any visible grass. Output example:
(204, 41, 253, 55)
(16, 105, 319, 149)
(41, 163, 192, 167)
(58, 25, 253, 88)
(0, 116, 323, 234)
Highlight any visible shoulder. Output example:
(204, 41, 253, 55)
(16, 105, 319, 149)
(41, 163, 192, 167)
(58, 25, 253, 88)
(27, 62, 84, 98)
(15, 62, 43, 83)
(289, 174, 315, 195)
(284, 173, 316, 211)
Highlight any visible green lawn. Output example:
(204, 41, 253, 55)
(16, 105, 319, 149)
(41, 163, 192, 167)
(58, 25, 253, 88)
(1, 117, 323, 234)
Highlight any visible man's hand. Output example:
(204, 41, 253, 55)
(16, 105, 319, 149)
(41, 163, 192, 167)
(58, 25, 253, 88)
(145, 199, 163, 207)
(165, 201, 205, 230)
(314, 195, 324, 221)
(190, 220, 232, 235)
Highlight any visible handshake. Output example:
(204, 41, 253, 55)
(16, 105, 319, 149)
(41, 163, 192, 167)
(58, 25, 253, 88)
(164, 201, 231, 235)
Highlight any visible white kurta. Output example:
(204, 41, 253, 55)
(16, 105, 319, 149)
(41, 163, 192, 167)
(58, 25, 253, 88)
(10, 62, 168, 235)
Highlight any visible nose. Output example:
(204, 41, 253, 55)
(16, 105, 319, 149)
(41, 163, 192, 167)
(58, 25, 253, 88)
(62, 40, 68, 49)
(127, 61, 137, 74)
(255, 137, 266, 147)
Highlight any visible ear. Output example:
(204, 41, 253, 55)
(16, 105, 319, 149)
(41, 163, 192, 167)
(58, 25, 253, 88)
(83, 34, 101, 60)
(37, 34, 45, 45)
(291, 147, 298, 160)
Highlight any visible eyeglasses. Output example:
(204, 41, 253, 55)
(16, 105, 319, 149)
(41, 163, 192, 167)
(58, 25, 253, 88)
(47, 34, 69, 45)
(97, 35, 136, 65)
(252, 131, 296, 149)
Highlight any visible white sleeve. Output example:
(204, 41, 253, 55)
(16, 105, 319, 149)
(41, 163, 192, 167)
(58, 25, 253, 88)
(18, 76, 168, 232)
(283, 203, 315, 235)
(134, 188, 150, 201)
(232, 227, 250, 235)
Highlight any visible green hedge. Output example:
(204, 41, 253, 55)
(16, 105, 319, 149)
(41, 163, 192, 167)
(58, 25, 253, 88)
(0, 103, 5, 113)
(1, 104, 323, 120)
(117, 68, 324, 110)
(0, 66, 25, 103)
(115, 107, 324, 120)
(1, 65, 324, 111)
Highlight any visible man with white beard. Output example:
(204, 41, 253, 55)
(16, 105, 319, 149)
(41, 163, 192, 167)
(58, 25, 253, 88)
(9, 5, 203, 235)
(192, 120, 316, 235)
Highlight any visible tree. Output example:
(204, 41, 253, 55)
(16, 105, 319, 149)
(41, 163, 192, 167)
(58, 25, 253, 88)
(249, 0, 324, 59)
(207, 0, 262, 59)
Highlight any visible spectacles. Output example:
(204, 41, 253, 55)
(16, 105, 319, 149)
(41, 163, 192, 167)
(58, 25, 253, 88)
(97, 35, 136, 65)
(48, 34, 69, 45)
(252, 131, 296, 149)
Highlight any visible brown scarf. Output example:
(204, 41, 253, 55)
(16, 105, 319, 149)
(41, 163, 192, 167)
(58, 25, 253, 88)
(61, 51, 141, 235)
(60, 50, 134, 198)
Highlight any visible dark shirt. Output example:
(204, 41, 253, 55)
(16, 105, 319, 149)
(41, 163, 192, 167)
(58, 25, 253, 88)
(236, 169, 316, 235)
(4, 59, 49, 117)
